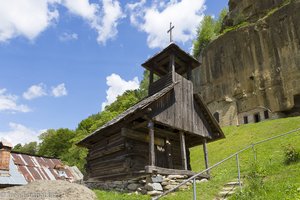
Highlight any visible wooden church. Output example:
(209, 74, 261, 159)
(78, 42, 225, 181)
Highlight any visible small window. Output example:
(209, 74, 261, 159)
(243, 116, 248, 124)
(213, 112, 220, 123)
(254, 113, 260, 123)
(264, 110, 269, 119)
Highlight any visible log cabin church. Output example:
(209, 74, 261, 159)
(78, 42, 225, 182)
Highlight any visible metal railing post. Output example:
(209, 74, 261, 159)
(252, 144, 257, 161)
(236, 154, 242, 190)
(193, 178, 197, 200)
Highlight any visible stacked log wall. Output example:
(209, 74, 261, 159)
(87, 132, 129, 179)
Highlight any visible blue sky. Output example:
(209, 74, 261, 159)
(0, 0, 228, 145)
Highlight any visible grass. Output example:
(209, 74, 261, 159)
(94, 116, 300, 200)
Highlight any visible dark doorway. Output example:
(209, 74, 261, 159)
(294, 94, 300, 109)
(243, 116, 248, 124)
(264, 110, 269, 119)
(213, 112, 220, 123)
(155, 145, 168, 168)
(254, 113, 260, 123)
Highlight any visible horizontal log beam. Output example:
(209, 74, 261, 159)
(121, 128, 165, 146)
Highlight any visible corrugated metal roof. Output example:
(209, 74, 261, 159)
(0, 151, 84, 186)
(67, 166, 84, 181)
(10, 153, 81, 183)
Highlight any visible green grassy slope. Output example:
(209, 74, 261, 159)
(95, 116, 300, 200)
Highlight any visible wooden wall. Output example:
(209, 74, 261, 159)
(86, 132, 128, 179)
(86, 127, 191, 180)
(150, 73, 211, 138)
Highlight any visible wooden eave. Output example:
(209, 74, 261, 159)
(193, 93, 225, 142)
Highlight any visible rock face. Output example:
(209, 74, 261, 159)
(192, 0, 300, 126)
(224, 0, 286, 27)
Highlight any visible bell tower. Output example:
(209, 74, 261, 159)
(142, 43, 200, 96)
(141, 23, 200, 96)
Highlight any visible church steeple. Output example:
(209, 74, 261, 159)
(141, 24, 200, 96)
(142, 43, 200, 95)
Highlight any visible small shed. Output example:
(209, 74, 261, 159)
(78, 42, 225, 181)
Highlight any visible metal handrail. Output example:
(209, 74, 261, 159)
(153, 127, 300, 200)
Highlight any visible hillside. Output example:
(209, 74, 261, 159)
(94, 116, 300, 199)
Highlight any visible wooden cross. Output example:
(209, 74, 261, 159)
(167, 22, 175, 43)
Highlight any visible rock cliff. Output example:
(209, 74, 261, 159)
(192, 0, 300, 126)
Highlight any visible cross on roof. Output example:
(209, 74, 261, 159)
(167, 22, 175, 43)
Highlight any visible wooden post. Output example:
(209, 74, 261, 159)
(166, 138, 173, 169)
(187, 64, 192, 80)
(149, 70, 154, 84)
(169, 53, 175, 82)
(148, 120, 155, 166)
(179, 132, 188, 170)
(202, 138, 210, 175)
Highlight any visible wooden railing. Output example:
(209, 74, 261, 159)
(149, 72, 173, 96)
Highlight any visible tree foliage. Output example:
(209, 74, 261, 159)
(38, 128, 75, 158)
(13, 142, 38, 155)
(193, 8, 228, 58)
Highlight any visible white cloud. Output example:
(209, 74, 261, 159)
(51, 83, 68, 97)
(60, 0, 124, 45)
(22, 83, 67, 99)
(59, 32, 78, 41)
(0, 0, 124, 44)
(101, 73, 139, 111)
(62, 0, 98, 20)
(127, 0, 206, 48)
(95, 0, 125, 44)
(0, 88, 31, 113)
(23, 83, 47, 100)
(0, 0, 59, 42)
(0, 123, 44, 145)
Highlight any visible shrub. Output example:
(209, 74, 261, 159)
(283, 144, 300, 165)
(231, 163, 268, 199)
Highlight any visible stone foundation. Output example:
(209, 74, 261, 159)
(85, 174, 208, 197)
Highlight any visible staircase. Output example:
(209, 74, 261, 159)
(214, 181, 242, 200)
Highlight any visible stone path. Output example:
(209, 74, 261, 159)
(214, 180, 242, 200)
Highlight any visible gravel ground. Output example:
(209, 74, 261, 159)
(0, 180, 97, 200)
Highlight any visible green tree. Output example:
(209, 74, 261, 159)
(137, 70, 150, 99)
(13, 142, 38, 155)
(214, 8, 228, 35)
(13, 143, 23, 151)
(38, 128, 75, 158)
(193, 8, 228, 58)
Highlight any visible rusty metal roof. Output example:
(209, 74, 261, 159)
(9, 153, 81, 183)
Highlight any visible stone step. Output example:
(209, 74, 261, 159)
(225, 181, 242, 186)
(222, 186, 236, 192)
(219, 190, 235, 197)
